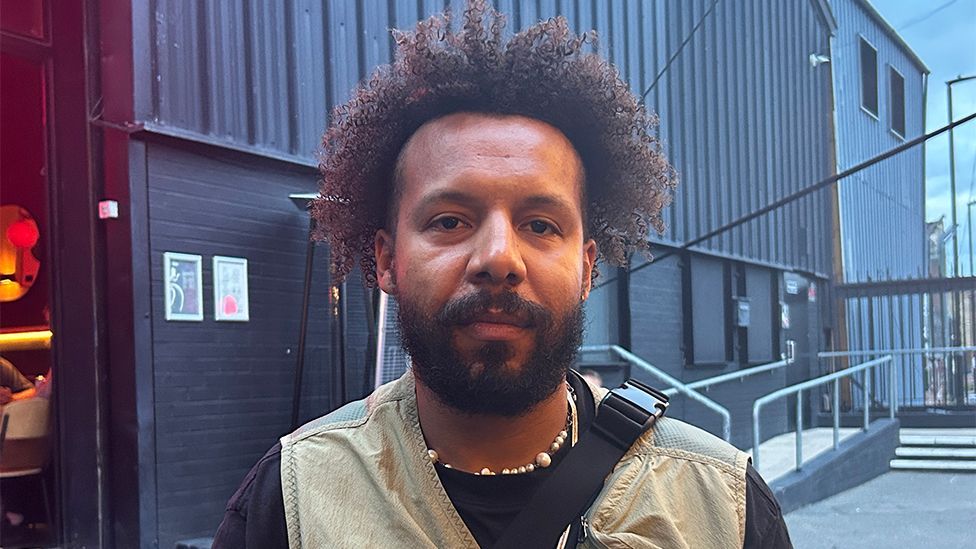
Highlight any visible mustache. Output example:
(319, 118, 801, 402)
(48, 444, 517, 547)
(436, 290, 552, 328)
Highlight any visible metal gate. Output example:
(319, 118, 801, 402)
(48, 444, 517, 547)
(833, 276, 976, 411)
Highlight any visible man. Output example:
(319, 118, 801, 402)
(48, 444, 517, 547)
(214, 2, 791, 547)
(0, 357, 35, 405)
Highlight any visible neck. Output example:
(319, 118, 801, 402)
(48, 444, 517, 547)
(415, 378, 570, 474)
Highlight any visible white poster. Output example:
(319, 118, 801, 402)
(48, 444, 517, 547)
(213, 256, 250, 322)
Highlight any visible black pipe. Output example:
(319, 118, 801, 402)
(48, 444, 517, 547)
(290, 217, 316, 430)
(362, 286, 377, 396)
(338, 280, 348, 405)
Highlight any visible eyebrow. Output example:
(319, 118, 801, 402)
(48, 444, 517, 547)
(519, 194, 578, 215)
(415, 190, 577, 213)
(415, 190, 481, 212)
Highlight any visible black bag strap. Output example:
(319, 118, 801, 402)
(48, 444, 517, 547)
(491, 376, 669, 549)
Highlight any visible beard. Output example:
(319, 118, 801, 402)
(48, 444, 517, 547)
(396, 288, 585, 417)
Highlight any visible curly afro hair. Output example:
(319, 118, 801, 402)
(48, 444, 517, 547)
(312, 0, 676, 285)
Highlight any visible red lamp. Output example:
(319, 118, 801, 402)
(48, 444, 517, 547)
(6, 219, 39, 249)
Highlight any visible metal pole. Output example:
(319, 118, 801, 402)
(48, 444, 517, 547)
(338, 281, 348, 405)
(833, 379, 840, 450)
(796, 389, 803, 471)
(291, 217, 316, 430)
(863, 369, 870, 431)
(968, 200, 975, 277)
(889, 360, 897, 419)
(753, 405, 762, 472)
(373, 291, 389, 390)
(948, 80, 959, 277)
(946, 75, 976, 277)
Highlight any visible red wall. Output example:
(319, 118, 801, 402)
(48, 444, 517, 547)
(1, 51, 52, 376)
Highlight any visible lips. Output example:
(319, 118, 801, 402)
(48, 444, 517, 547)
(456, 310, 533, 342)
(437, 290, 550, 341)
(463, 310, 532, 328)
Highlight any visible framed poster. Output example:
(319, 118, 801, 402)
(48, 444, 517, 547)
(213, 255, 249, 321)
(163, 252, 204, 321)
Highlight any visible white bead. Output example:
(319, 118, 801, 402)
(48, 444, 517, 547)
(550, 442, 560, 452)
(444, 463, 452, 469)
(518, 466, 527, 474)
(526, 464, 535, 472)
(427, 449, 439, 463)
(555, 435, 565, 445)
(502, 468, 511, 475)
(536, 452, 552, 468)
(559, 430, 568, 439)
(480, 467, 492, 475)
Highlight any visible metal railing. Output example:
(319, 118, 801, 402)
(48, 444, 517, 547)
(662, 357, 792, 396)
(581, 345, 732, 440)
(818, 346, 976, 410)
(752, 355, 894, 472)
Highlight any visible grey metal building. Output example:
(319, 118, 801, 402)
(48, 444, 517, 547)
(828, 0, 929, 403)
(830, 0, 928, 283)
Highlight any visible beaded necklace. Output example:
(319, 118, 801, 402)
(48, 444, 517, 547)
(426, 385, 578, 475)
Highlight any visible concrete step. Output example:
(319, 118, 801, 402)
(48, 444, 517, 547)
(900, 428, 976, 437)
(895, 446, 976, 459)
(890, 458, 976, 471)
(899, 434, 976, 447)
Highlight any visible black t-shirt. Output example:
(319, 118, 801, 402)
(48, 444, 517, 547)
(213, 376, 792, 548)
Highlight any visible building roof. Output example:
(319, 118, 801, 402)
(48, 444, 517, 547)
(854, 0, 930, 74)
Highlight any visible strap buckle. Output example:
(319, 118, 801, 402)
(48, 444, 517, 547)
(592, 379, 670, 451)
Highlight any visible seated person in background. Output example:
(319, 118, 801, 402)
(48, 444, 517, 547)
(0, 357, 35, 405)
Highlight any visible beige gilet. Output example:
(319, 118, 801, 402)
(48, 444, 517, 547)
(280, 370, 749, 548)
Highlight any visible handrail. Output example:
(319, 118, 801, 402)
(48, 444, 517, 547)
(663, 358, 792, 396)
(818, 346, 976, 358)
(580, 345, 732, 441)
(752, 355, 894, 472)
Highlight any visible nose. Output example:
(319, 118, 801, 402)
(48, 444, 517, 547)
(466, 212, 527, 287)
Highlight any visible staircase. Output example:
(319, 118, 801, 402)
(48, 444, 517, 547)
(890, 428, 976, 472)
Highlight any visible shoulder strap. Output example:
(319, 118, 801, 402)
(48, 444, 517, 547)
(491, 375, 669, 549)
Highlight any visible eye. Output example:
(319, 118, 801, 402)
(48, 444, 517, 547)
(527, 220, 557, 235)
(433, 216, 462, 230)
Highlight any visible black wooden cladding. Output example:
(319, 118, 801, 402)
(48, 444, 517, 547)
(144, 141, 371, 547)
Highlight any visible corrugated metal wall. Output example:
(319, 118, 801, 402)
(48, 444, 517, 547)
(141, 0, 835, 276)
(830, 0, 927, 283)
(829, 0, 928, 360)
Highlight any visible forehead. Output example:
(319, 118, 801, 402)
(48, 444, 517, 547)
(393, 112, 585, 214)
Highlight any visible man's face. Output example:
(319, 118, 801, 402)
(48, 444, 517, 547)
(375, 112, 597, 416)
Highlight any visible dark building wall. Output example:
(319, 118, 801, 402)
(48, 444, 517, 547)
(143, 140, 370, 546)
(629, 253, 791, 446)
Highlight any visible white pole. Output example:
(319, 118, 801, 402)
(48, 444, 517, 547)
(374, 291, 390, 390)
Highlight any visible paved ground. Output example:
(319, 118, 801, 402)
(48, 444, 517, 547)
(748, 428, 860, 483)
(785, 471, 976, 548)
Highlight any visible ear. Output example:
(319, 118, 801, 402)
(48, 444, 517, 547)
(580, 238, 597, 300)
(375, 229, 396, 294)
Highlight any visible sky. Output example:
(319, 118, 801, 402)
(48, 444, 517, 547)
(870, 0, 976, 275)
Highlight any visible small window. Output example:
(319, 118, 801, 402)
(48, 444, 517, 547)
(859, 38, 878, 117)
(890, 67, 905, 138)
